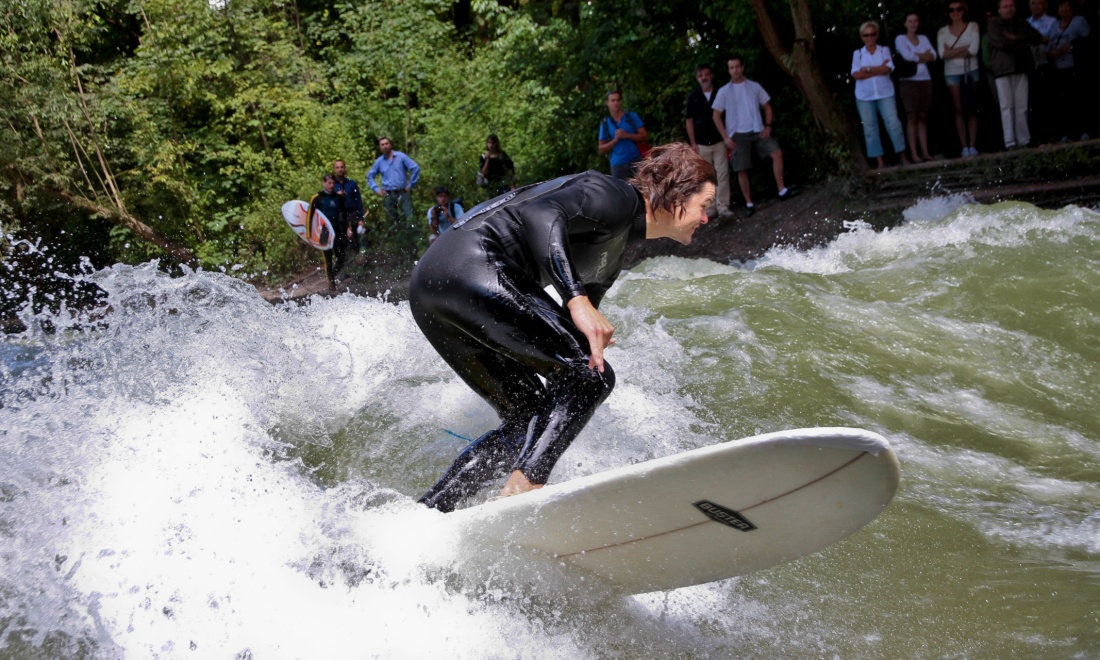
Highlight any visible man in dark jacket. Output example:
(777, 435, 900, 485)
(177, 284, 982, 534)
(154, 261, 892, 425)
(989, 0, 1043, 148)
(333, 159, 364, 254)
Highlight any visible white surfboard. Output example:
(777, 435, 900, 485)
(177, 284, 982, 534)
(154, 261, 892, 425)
(450, 427, 899, 595)
(281, 199, 335, 250)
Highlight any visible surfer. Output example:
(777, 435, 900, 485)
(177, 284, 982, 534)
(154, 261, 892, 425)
(410, 143, 717, 512)
(306, 174, 344, 287)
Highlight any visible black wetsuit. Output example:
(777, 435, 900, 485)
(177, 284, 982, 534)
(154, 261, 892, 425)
(308, 189, 345, 285)
(409, 171, 647, 512)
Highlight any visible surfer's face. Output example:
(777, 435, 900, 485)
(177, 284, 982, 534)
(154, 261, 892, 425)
(668, 183, 715, 245)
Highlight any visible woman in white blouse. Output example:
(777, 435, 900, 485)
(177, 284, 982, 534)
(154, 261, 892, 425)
(852, 21, 910, 168)
(937, 1, 982, 156)
(896, 13, 938, 162)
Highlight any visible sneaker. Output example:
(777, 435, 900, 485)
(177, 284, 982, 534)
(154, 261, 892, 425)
(778, 187, 800, 201)
(718, 209, 736, 221)
(1081, 133, 1090, 141)
(961, 147, 973, 157)
(743, 206, 755, 218)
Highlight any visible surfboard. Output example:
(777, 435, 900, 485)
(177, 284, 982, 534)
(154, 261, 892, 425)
(281, 199, 334, 250)
(450, 427, 899, 595)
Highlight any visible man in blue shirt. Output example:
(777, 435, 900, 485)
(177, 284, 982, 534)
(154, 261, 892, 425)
(367, 137, 421, 255)
(333, 159, 365, 254)
(597, 90, 648, 180)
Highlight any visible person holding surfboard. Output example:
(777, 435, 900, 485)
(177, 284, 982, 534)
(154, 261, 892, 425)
(306, 174, 344, 288)
(410, 143, 716, 512)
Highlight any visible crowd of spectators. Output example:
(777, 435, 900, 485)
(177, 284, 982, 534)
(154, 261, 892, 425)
(617, 0, 1097, 217)
(306, 0, 1096, 277)
(856, 0, 1098, 165)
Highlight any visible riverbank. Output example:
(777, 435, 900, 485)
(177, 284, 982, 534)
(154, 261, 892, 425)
(255, 139, 1099, 304)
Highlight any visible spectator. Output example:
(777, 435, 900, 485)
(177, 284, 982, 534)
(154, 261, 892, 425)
(478, 134, 516, 197)
(1045, 0, 1092, 141)
(598, 90, 648, 180)
(1028, 0, 1059, 143)
(852, 22, 911, 168)
(426, 186, 464, 244)
(685, 64, 733, 220)
(366, 136, 421, 256)
(306, 174, 343, 288)
(938, 1, 982, 156)
(332, 159, 363, 255)
(712, 56, 799, 218)
(895, 12, 938, 162)
(988, 0, 1042, 149)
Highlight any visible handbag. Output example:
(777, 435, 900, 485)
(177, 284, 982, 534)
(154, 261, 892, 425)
(476, 171, 488, 187)
(893, 49, 918, 79)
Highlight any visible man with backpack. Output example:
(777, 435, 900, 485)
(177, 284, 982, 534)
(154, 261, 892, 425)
(597, 90, 649, 180)
(426, 186, 464, 244)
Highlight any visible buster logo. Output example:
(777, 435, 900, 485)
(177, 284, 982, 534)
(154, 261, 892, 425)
(694, 500, 757, 532)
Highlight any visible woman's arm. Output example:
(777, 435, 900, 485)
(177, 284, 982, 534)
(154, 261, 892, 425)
(919, 35, 937, 61)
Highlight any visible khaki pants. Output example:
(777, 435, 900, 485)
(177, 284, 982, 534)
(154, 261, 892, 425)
(995, 74, 1030, 149)
(697, 141, 731, 216)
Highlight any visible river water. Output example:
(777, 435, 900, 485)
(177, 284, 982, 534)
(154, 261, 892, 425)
(1, 197, 1097, 658)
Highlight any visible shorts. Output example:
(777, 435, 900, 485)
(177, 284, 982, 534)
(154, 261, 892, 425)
(944, 68, 979, 87)
(899, 80, 933, 114)
(730, 132, 781, 172)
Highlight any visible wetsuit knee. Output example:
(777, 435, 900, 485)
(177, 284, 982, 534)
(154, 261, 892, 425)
(512, 360, 615, 485)
(418, 430, 517, 512)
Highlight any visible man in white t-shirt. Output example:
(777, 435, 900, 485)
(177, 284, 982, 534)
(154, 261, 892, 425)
(712, 56, 798, 218)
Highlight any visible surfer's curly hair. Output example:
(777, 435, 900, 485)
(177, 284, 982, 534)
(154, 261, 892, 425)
(630, 143, 718, 218)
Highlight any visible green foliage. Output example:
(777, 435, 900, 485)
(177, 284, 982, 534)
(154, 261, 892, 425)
(2, 0, 943, 285)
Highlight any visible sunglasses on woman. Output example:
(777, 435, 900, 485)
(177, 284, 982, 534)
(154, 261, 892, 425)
(862, 32, 878, 37)
(949, 6, 965, 11)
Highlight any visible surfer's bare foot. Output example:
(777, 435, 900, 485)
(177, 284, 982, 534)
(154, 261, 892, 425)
(497, 470, 543, 498)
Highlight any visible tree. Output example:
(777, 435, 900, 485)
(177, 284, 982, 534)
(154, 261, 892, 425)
(0, 0, 196, 263)
(743, 0, 866, 173)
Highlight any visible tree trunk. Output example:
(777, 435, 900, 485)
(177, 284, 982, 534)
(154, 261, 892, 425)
(747, 0, 867, 173)
(49, 187, 197, 264)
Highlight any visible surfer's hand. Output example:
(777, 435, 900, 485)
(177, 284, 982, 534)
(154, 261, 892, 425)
(567, 295, 615, 372)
